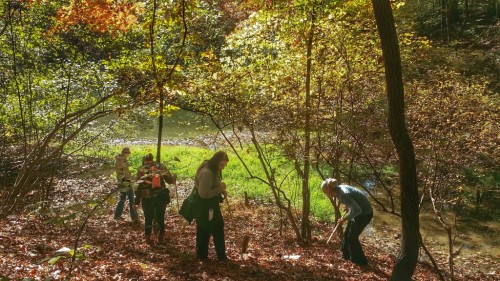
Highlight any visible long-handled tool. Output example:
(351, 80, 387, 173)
(174, 180, 180, 212)
(225, 193, 233, 220)
(326, 222, 341, 244)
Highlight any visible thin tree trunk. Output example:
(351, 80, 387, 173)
(27, 73, 37, 144)
(8, 8, 27, 160)
(448, 0, 459, 24)
(459, 0, 469, 35)
(301, 5, 315, 242)
(157, 103, 164, 163)
(149, 0, 162, 163)
(430, 187, 456, 280)
(150, 0, 187, 163)
(441, 0, 450, 42)
(212, 117, 303, 241)
(418, 186, 444, 280)
(371, 0, 420, 280)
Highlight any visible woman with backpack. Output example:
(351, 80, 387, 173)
(134, 153, 174, 245)
(194, 151, 229, 261)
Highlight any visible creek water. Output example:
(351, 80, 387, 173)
(130, 109, 217, 140)
(366, 203, 500, 265)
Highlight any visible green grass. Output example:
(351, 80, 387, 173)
(100, 144, 338, 221)
(97, 144, 499, 225)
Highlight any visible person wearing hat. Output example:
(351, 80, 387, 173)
(321, 178, 373, 266)
(134, 153, 174, 245)
(113, 147, 139, 223)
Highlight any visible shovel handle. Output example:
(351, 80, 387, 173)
(326, 223, 340, 244)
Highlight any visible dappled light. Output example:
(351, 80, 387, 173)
(0, 0, 498, 280)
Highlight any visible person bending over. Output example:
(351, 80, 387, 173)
(322, 178, 373, 266)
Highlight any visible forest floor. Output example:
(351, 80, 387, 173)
(1, 165, 499, 281)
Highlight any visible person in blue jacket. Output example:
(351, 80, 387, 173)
(322, 178, 373, 266)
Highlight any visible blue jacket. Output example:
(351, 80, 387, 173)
(336, 185, 373, 221)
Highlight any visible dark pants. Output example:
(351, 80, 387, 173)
(196, 220, 227, 260)
(141, 194, 168, 235)
(341, 212, 373, 266)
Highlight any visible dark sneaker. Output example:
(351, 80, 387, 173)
(218, 256, 230, 262)
(197, 254, 209, 261)
(353, 260, 368, 267)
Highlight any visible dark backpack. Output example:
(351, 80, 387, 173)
(179, 187, 200, 224)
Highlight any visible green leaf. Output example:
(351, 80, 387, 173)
(48, 256, 63, 265)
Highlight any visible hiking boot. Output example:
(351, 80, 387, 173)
(145, 235, 153, 245)
(218, 256, 230, 262)
(157, 232, 165, 244)
(196, 254, 209, 261)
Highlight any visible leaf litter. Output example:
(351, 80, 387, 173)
(0, 169, 498, 280)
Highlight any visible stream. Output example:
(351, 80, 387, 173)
(365, 203, 500, 269)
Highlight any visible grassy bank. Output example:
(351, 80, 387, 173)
(105, 144, 334, 221)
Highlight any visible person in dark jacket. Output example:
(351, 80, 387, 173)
(322, 178, 373, 266)
(194, 151, 229, 261)
(134, 153, 174, 245)
(113, 147, 139, 223)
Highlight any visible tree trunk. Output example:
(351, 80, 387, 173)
(475, 190, 481, 206)
(157, 89, 164, 163)
(441, 0, 450, 42)
(371, 0, 420, 280)
(448, 0, 459, 25)
(149, 0, 163, 163)
(150, 0, 187, 164)
(301, 6, 315, 242)
(459, 0, 469, 36)
(9, 8, 28, 160)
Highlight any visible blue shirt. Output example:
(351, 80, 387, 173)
(336, 184, 373, 221)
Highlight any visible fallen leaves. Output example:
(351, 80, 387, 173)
(0, 175, 498, 281)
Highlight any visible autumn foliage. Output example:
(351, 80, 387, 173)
(50, 0, 142, 34)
